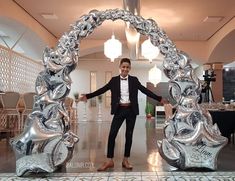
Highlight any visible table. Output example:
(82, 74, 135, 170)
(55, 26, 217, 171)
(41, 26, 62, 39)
(209, 110, 235, 143)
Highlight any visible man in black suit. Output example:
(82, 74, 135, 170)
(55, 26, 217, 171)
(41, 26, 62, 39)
(80, 58, 168, 171)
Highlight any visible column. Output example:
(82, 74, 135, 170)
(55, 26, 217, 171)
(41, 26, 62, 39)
(211, 63, 223, 102)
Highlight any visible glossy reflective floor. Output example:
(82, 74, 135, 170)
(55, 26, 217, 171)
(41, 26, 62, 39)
(1, 117, 235, 180)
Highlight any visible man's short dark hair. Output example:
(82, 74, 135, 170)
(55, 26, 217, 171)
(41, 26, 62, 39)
(120, 58, 131, 66)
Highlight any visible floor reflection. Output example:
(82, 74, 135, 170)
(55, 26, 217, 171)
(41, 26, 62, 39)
(0, 117, 235, 174)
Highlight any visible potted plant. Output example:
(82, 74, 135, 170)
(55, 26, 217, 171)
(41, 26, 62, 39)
(145, 102, 154, 119)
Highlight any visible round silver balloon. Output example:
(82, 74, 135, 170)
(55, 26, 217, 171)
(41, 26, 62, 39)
(169, 81, 182, 105)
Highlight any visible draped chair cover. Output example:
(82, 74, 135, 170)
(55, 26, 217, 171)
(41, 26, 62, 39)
(1, 92, 20, 135)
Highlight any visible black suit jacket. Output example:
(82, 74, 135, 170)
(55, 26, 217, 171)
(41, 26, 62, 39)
(86, 75, 162, 115)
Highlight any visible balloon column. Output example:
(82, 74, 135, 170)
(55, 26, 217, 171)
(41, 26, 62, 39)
(159, 52, 227, 169)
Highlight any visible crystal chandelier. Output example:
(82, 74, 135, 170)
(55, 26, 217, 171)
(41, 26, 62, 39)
(104, 35, 122, 62)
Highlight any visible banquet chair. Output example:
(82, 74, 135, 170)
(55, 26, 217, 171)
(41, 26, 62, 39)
(0, 106, 11, 142)
(21, 92, 36, 129)
(1, 91, 20, 135)
(0, 95, 3, 109)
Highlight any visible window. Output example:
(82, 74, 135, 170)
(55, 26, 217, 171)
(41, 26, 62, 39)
(105, 71, 112, 107)
(90, 71, 97, 107)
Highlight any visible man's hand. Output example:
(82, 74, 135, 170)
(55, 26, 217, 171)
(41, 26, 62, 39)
(160, 98, 169, 105)
(79, 94, 87, 102)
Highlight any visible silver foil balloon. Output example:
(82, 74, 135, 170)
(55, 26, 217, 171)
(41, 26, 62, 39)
(158, 51, 227, 170)
(11, 9, 227, 176)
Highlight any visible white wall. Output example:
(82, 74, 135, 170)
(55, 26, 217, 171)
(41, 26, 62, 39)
(69, 59, 119, 121)
(69, 58, 203, 121)
(69, 59, 170, 121)
(131, 67, 169, 116)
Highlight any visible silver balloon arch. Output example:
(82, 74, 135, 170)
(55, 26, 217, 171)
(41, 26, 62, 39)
(11, 9, 227, 176)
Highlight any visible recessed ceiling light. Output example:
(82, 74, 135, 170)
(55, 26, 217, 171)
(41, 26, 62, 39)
(225, 67, 229, 71)
(203, 16, 224, 23)
(41, 13, 58, 20)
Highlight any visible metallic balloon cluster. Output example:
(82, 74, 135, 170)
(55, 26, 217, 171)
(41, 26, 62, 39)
(159, 52, 227, 170)
(11, 9, 227, 176)
(10, 20, 80, 177)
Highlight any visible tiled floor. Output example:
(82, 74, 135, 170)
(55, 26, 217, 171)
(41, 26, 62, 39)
(1, 172, 235, 180)
(1, 117, 235, 180)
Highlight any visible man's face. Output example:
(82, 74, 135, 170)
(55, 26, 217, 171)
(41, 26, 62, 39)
(119, 62, 131, 77)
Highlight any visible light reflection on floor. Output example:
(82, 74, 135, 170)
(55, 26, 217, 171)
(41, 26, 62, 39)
(1, 117, 235, 180)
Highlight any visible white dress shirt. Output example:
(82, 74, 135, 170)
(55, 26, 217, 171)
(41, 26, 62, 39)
(120, 75, 130, 104)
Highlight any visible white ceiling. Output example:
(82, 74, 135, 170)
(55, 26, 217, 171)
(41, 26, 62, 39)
(0, 16, 47, 60)
(1, 0, 235, 67)
(13, 0, 235, 41)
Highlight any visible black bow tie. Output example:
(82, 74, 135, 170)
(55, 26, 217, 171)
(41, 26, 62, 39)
(121, 78, 127, 80)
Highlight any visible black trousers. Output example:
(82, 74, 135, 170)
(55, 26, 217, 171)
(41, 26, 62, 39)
(107, 106, 137, 158)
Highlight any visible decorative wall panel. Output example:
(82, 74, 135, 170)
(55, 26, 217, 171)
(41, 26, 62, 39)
(0, 46, 10, 91)
(0, 45, 43, 93)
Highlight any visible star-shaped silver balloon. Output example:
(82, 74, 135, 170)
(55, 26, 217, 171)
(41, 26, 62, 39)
(160, 120, 227, 170)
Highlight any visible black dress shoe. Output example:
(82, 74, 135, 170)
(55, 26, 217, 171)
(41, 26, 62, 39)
(97, 161, 114, 171)
(122, 160, 133, 170)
